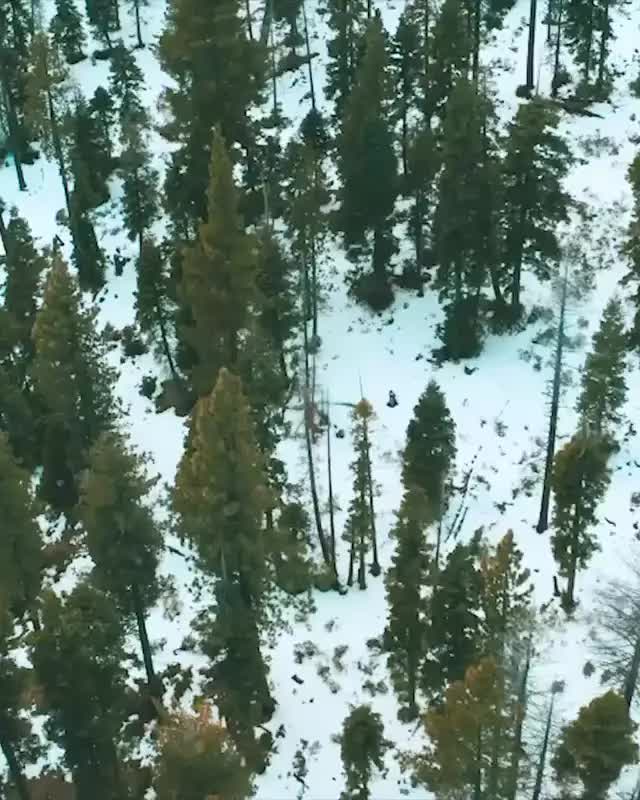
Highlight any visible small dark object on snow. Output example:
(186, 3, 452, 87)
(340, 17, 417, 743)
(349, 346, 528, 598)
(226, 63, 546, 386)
(291, 674, 304, 685)
(604, 517, 616, 526)
(114, 248, 129, 277)
(387, 390, 398, 408)
(464, 366, 477, 375)
(553, 575, 561, 597)
(336, 428, 345, 439)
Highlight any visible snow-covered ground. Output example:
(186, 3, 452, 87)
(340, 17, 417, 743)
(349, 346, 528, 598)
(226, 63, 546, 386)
(3, 0, 640, 796)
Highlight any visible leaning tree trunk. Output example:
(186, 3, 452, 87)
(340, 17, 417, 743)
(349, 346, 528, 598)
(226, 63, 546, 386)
(525, 0, 537, 90)
(131, 582, 158, 698)
(536, 263, 568, 533)
(301, 0, 317, 112)
(0, 729, 31, 800)
(624, 633, 640, 708)
(0, 202, 9, 256)
(531, 693, 555, 800)
(1, 79, 27, 190)
(133, 0, 143, 46)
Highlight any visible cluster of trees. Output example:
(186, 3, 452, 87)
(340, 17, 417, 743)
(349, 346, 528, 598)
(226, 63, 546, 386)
(1, 0, 640, 796)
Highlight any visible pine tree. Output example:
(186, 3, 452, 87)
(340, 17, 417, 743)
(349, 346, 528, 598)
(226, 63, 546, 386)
(274, 0, 303, 56)
(345, 399, 379, 588)
(68, 94, 113, 211)
(136, 240, 178, 379)
(576, 296, 627, 438)
(154, 704, 252, 799)
(31, 583, 129, 799)
(551, 433, 610, 609)
(159, 0, 265, 236)
(79, 431, 164, 698)
(89, 85, 116, 147)
(414, 658, 515, 799)
(423, 532, 483, 694)
(119, 113, 159, 260)
(68, 197, 107, 291)
(339, 14, 398, 310)
(391, 8, 422, 177)
(384, 492, 433, 719)
(0, 432, 42, 626)
(552, 691, 637, 799)
(179, 131, 257, 397)
(405, 125, 438, 280)
(625, 153, 640, 346)
(501, 98, 571, 318)
(129, 0, 147, 47)
(434, 78, 496, 358)
(31, 257, 116, 510)
(49, 0, 86, 64)
(108, 41, 145, 123)
(325, 0, 368, 119)
(403, 380, 456, 565)
(85, 0, 117, 49)
(564, 0, 614, 97)
(427, 0, 470, 120)
(338, 705, 390, 800)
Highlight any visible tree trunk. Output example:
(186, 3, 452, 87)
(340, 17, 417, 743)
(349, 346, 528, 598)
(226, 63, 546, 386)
(507, 642, 531, 800)
(111, 0, 120, 29)
(363, 417, 380, 576)
(0, 203, 8, 257)
(270, 14, 278, 117)
(536, 263, 568, 533)
(260, 0, 273, 45)
(1, 79, 27, 191)
(551, 0, 563, 96)
(131, 583, 160, 700)
(624, 633, 640, 708)
(301, 0, 316, 112)
(326, 401, 339, 580)
(531, 694, 554, 800)
(134, 0, 143, 46)
(47, 89, 72, 219)
(564, 516, 580, 609)
(414, 187, 424, 273)
(583, 0, 594, 83)
(310, 227, 319, 341)
(596, 0, 609, 89)
(472, 0, 481, 85)
(526, 0, 537, 89)
(245, 0, 254, 40)
(0, 728, 31, 800)
(347, 524, 356, 586)
(510, 196, 528, 314)
(357, 488, 367, 590)
(422, 0, 431, 121)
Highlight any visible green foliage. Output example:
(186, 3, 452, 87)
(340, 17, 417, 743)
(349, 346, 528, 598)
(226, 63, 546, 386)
(551, 434, 610, 608)
(159, 0, 265, 235)
(564, 0, 614, 95)
(68, 199, 107, 291)
(68, 94, 113, 212)
(553, 691, 638, 799)
(402, 380, 456, 521)
(338, 704, 390, 800)
(576, 296, 627, 436)
(339, 15, 397, 305)
(50, 0, 86, 64)
(31, 583, 129, 799)
(109, 41, 145, 124)
(324, 0, 368, 119)
(84, 0, 117, 48)
(119, 114, 159, 246)
(428, 0, 470, 119)
(178, 131, 257, 397)
(31, 257, 116, 510)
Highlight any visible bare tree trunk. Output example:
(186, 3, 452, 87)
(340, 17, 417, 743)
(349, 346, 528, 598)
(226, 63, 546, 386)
(531, 693, 554, 800)
(1, 80, 27, 190)
(132, 582, 161, 703)
(624, 634, 640, 709)
(47, 89, 72, 219)
(134, 0, 143, 46)
(0, 202, 9, 257)
(326, 398, 338, 580)
(260, 0, 273, 45)
(551, 0, 563, 96)
(525, 0, 537, 89)
(357, 483, 367, 590)
(536, 263, 568, 533)
(507, 642, 532, 800)
(301, 0, 316, 112)
(363, 416, 380, 576)
(0, 729, 31, 800)
(472, 0, 481, 85)
(596, 0, 609, 89)
(245, 0, 255, 40)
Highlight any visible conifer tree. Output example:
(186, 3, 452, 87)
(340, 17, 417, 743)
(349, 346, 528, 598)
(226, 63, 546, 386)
(564, 0, 614, 97)
(0, 432, 42, 625)
(345, 399, 379, 588)
(79, 431, 164, 698)
(551, 433, 610, 609)
(109, 41, 145, 123)
(552, 691, 637, 799)
(434, 78, 496, 358)
(391, 8, 422, 177)
(325, 0, 368, 119)
(274, 0, 303, 56)
(427, 0, 470, 120)
(89, 85, 116, 147)
(339, 14, 398, 310)
(576, 296, 627, 438)
(384, 492, 433, 719)
(154, 704, 252, 799)
(31, 583, 129, 799)
(624, 153, 640, 344)
(403, 380, 456, 566)
(68, 198, 107, 291)
(129, 0, 146, 47)
(423, 532, 483, 694)
(49, 0, 86, 63)
(159, 0, 265, 236)
(501, 98, 571, 318)
(179, 131, 257, 397)
(119, 113, 159, 260)
(136, 240, 178, 380)
(85, 0, 117, 50)
(69, 94, 112, 211)
(31, 257, 116, 510)
(414, 658, 515, 799)
(338, 705, 390, 800)
(405, 125, 438, 279)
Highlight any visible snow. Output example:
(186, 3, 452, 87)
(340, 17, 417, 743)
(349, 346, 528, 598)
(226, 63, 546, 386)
(2, 0, 640, 796)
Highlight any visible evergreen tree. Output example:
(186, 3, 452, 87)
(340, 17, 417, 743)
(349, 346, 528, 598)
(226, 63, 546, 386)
(433, 78, 496, 358)
(68, 197, 107, 291)
(391, 8, 422, 177)
(85, 0, 117, 49)
(564, 0, 614, 97)
(119, 113, 159, 260)
(68, 94, 113, 211)
(179, 131, 257, 398)
(624, 153, 640, 344)
(108, 41, 145, 123)
(338, 705, 390, 800)
(552, 691, 637, 799)
(402, 380, 456, 564)
(414, 658, 516, 799)
(325, 0, 368, 119)
(427, 0, 470, 120)
(339, 15, 398, 310)
(500, 98, 571, 318)
(31, 257, 116, 510)
(31, 583, 130, 799)
(129, 0, 146, 47)
(405, 125, 438, 280)
(0, 432, 42, 626)
(79, 431, 164, 698)
(423, 532, 483, 694)
(551, 433, 610, 609)
(49, 0, 86, 64)
(384, 491, 433, 719)
(576, 296, 627, 438)
(159, 0, 265, 236)
(273, 0, 303, 56)
(89, 85, 116, 148)
(345, 399, 379, 588)
(154, 704, 252, 799)
(136, 240, 178, 379)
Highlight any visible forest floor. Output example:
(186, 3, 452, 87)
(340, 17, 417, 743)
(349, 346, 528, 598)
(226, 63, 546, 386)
(3, 0, 640, 796)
